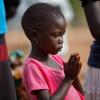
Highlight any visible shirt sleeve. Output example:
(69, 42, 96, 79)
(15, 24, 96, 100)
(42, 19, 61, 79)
(23, 61, 49, 94)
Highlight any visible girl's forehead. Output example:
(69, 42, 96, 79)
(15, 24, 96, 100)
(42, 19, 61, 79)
(39, 17, 66, 34)
(42, 17, 66, 32)
(55, 17, 66, 28)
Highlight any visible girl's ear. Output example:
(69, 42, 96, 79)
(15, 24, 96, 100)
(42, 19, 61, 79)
(29, 30, 38, 41)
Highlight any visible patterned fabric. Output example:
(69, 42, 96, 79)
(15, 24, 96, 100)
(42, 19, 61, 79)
(23, 55, 84, 100)
(84, 66, 100, 100)
(0, 35, 16, 100)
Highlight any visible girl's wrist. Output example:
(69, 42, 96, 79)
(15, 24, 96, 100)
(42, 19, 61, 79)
(63, 78, 74, 84)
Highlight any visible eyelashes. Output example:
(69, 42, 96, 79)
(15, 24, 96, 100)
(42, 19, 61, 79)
(51, 32, 64, 38)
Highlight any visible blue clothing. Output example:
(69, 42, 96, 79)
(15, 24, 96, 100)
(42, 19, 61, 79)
(88, 40, 100, 68)
(0, 0, 16, 100)
(0, 0, 8, 34)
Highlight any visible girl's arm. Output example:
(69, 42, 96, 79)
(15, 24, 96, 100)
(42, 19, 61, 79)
(73, 77, 84, 95)
(32, 53, 82, 100)
(82, 0, 100, 40)
(33, 79, 73, 100)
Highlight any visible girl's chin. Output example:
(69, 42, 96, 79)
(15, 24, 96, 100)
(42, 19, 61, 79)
(50, 50, 60, 55)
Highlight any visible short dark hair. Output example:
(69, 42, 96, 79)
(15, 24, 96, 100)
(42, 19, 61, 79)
(21, 3, 65, 40)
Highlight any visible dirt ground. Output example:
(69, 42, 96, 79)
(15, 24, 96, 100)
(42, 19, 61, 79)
(5, 26, 94, 85)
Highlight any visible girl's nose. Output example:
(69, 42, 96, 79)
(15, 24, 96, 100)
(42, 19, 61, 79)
(58, 37, 63, 44)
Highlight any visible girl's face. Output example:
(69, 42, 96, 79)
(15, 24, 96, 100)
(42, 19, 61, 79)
(37, 17, 66, 54)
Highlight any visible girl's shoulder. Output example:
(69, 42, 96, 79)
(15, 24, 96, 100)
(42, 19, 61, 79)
(23, 55, 64, 70)
(23, 57, 40, 67)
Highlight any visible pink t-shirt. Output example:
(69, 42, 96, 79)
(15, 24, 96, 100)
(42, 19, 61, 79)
(23, 55, 84, 100)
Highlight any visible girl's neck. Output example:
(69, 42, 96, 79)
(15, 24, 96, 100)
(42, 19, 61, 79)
(29, 44, 49, 62)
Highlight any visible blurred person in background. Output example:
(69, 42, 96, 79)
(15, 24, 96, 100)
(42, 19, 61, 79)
(10, 50, 30, 100)
(4, 0, 20, 20)
(0, 0, 17, 99)
(80, 0, 100, 100)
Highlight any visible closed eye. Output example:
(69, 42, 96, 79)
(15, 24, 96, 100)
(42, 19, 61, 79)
(52, 34, 59, 38)
(51, 32, 64, 38)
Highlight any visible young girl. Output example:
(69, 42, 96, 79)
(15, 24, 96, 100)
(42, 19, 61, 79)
(21, 3, 84, 100)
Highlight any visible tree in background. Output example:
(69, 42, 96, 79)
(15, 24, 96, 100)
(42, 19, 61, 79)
(68, 0, 86, 26)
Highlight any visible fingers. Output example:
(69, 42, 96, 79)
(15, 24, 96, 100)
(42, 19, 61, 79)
(73, 62, 82, 76)
(65, 52, 82, 80)
(68, 53, 80, 65)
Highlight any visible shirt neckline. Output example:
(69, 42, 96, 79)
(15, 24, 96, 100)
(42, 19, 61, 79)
(27, 55, 63, 72)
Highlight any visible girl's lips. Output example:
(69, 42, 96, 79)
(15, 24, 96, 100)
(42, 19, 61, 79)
(57, 47, 62, 51)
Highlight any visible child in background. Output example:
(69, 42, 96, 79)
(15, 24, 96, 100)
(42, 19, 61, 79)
(10, 50, 24, 69)
(21, 3, 84, 100)
(10, 50, 30, 100)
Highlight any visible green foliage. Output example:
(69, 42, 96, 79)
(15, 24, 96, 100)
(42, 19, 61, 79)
(68, 0, 86, 26)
